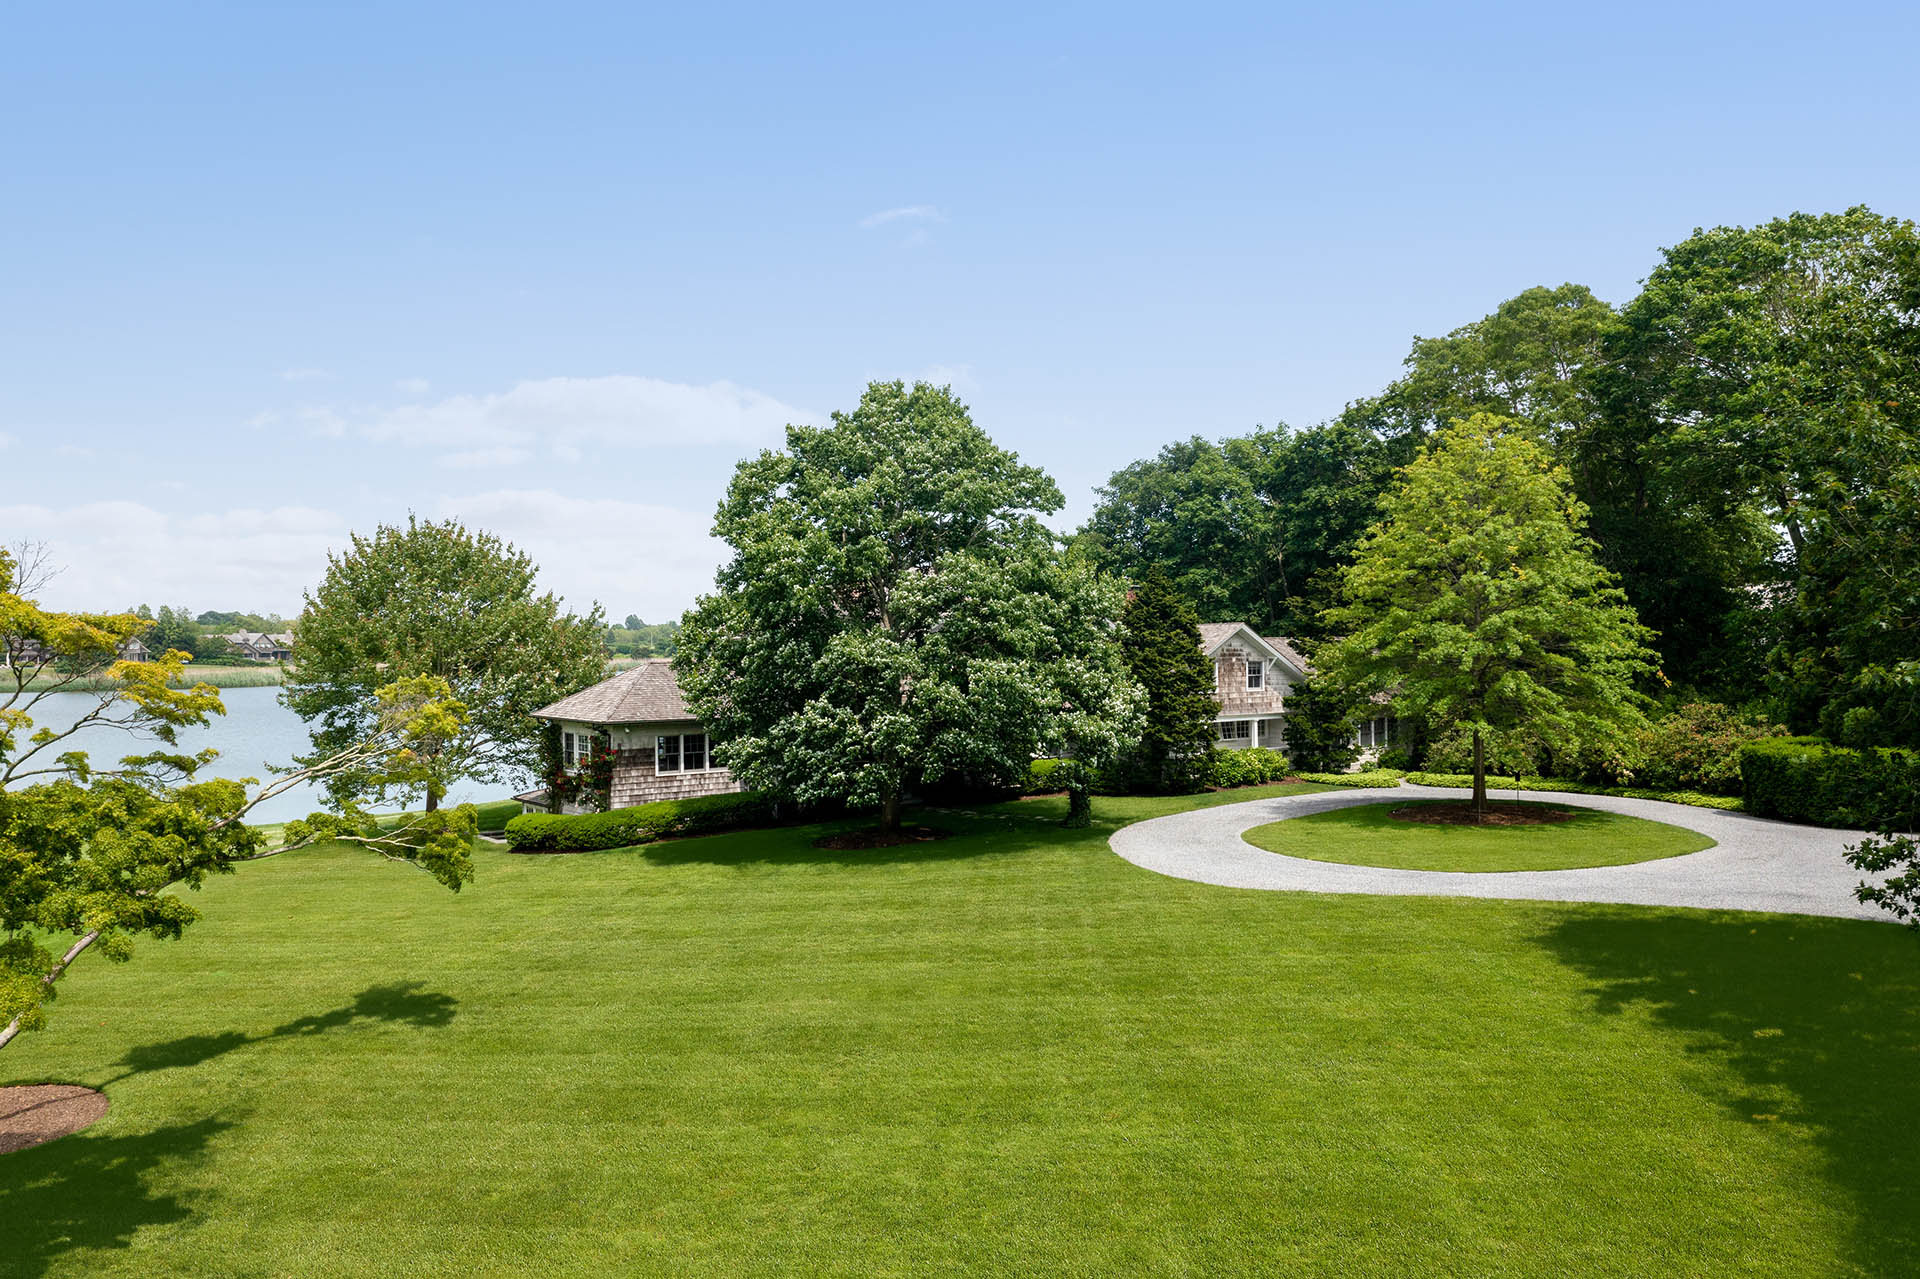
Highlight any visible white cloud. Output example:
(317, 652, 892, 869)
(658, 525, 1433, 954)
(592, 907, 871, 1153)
(437, 446, 534, 469)
(1, 501, 349, 613)
(859, 205, 943, 229)
(360, 375, 810, 465)
(4, 489, 726, 623)
(278, 367, 332, 382)
(434, 489, 725, 618)
(395, 377, 431, 395)
(0, 431, 13, 449)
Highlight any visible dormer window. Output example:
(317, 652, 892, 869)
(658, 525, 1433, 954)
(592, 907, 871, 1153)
(1246, 659, 1264, 690)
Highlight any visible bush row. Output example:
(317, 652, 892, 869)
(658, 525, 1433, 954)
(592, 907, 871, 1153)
(1738, 739, 1920, 830)
(504, 790, 776, 851)
(1295, 769, 1407, 789)
(1402, 772, 1744, 810)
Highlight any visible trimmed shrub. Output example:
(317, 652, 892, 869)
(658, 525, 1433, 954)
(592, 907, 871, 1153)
(1023, 758, 1068, 794)
(1296, 769, 1405, 788)
(1738, 739, 1920, 830)
(505, 790, 776, 851)
(1402, 772, 1743, 811)
(1205, 747, 1292, 789)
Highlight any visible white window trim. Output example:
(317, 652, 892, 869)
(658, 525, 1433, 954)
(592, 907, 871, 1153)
(655, 731, 717, 774)
(1246, 659, 1264, 690)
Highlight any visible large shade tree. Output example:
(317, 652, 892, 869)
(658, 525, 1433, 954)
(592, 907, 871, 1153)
(677, 380, 1141, 830)
(0, 548, 475, 1051)
(284, 517, 608, 811)
(1319, 414, 1656, 814)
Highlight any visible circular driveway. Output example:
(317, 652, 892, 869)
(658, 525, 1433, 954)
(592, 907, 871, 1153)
(1109, 784, 1894, 922)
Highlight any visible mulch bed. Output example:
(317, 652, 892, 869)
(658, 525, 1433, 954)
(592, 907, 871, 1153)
(1, 1084, 109, 1155)
(1391, 802, 1578, 827)
(812, 825, 952, 850)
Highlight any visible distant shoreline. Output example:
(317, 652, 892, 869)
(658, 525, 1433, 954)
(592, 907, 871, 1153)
(8, 663, 289, 693)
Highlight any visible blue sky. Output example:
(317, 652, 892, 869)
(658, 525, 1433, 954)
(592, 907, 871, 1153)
(5, 1, 1917, 620)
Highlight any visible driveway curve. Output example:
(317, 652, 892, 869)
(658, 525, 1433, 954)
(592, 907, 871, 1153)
(1109, 784, 1893, 922)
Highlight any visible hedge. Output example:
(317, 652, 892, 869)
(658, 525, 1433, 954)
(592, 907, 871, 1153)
(505, 790, 776, 851)
(1402, 772, 1744, 811)
(1295, 769, 1407, 788)
(1738, 739, 1920, 830)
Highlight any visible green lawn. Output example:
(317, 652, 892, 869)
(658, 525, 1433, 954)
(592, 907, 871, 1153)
(4, 783, 1916, 1277)
(1242, 800, 1716, 871)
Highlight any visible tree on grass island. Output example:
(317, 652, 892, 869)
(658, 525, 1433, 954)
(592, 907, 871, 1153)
(1319, 413, 1656, 814)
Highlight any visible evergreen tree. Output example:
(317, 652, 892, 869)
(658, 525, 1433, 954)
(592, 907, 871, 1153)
(1117, 565, 1218, 792)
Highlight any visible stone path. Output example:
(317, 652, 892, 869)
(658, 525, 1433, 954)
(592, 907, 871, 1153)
(1108, 784, 1895, 922)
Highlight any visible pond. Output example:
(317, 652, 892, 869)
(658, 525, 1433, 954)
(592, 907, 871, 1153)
(8, 686, 498, 823)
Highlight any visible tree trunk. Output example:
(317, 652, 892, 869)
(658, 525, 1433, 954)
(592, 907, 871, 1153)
(1472, 728, 1488, 819)
(881, 787, 901, 832)
(1064, 782, 1092, 829)
(425, 788, 438, 814)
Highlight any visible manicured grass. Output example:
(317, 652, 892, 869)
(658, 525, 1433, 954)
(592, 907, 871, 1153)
(1242, 800, 1716, 872)
(3, 786, 1916, 1277)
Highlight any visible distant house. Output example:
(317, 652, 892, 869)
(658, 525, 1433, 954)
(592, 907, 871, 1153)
(224, 632, 293, 661)
(518, 659, 744, 814)
(1197, 622, 1310, 752)
(3, 634, 152, 666)
(1197, 621, 1394, 759)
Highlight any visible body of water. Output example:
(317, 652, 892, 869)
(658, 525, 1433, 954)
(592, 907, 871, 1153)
(8, 686, 495, 823)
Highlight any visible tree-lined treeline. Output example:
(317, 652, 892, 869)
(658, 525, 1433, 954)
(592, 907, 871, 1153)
(1078, 208, 1920, 750)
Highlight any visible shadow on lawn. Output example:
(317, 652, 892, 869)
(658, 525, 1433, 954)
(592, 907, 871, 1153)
(639, 817, 1034, 869)
(1540, 910, 1920, 1274)
(107, 981, 458, 1084)
(0, 1115, 233, 1279)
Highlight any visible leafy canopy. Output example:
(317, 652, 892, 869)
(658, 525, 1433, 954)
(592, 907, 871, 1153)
(677, 381, 1140, 827)
(284, 516, 607, 809)
(1319, 413, 1656, 803)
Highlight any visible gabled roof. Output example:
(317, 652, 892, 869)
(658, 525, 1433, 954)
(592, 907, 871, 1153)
(532, 659, 700, 725)
(1197, 621, 1310, 680)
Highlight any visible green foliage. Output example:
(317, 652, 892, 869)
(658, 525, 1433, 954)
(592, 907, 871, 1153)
(1293, 769, 1406, 788)
(1612, 209, 1920, 736)
(284, 516, 607, 811)
(1320, 413, 1657, 809)
(504, 791, 775, 851)
(1203, 747, 1292, 789)
(1738, 738, 1920, 830)
(1280, 678, 1363, 773)
(1623, 702, 1785, 795)
(677, 380, 1141, 830)
(605, 618, 679, 657)
(1845, 833, 1920, 933)
(1078, 422, 1403, 638)
(1402, 772, 1744, 811)
(1117, 565, 1217, 792)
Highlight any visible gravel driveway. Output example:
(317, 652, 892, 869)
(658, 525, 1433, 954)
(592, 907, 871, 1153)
(1109, 784, 1896, 922)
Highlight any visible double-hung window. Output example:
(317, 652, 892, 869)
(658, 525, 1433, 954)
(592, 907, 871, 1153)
(1217, 720, 1251, 742)
(1246, 659, 1264, 690)
(655, 732, 711, 773)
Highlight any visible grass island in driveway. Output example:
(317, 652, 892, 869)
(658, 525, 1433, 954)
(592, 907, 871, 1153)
(1241, 799, 1715, 872)
(2, 781, 1916, 1279)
